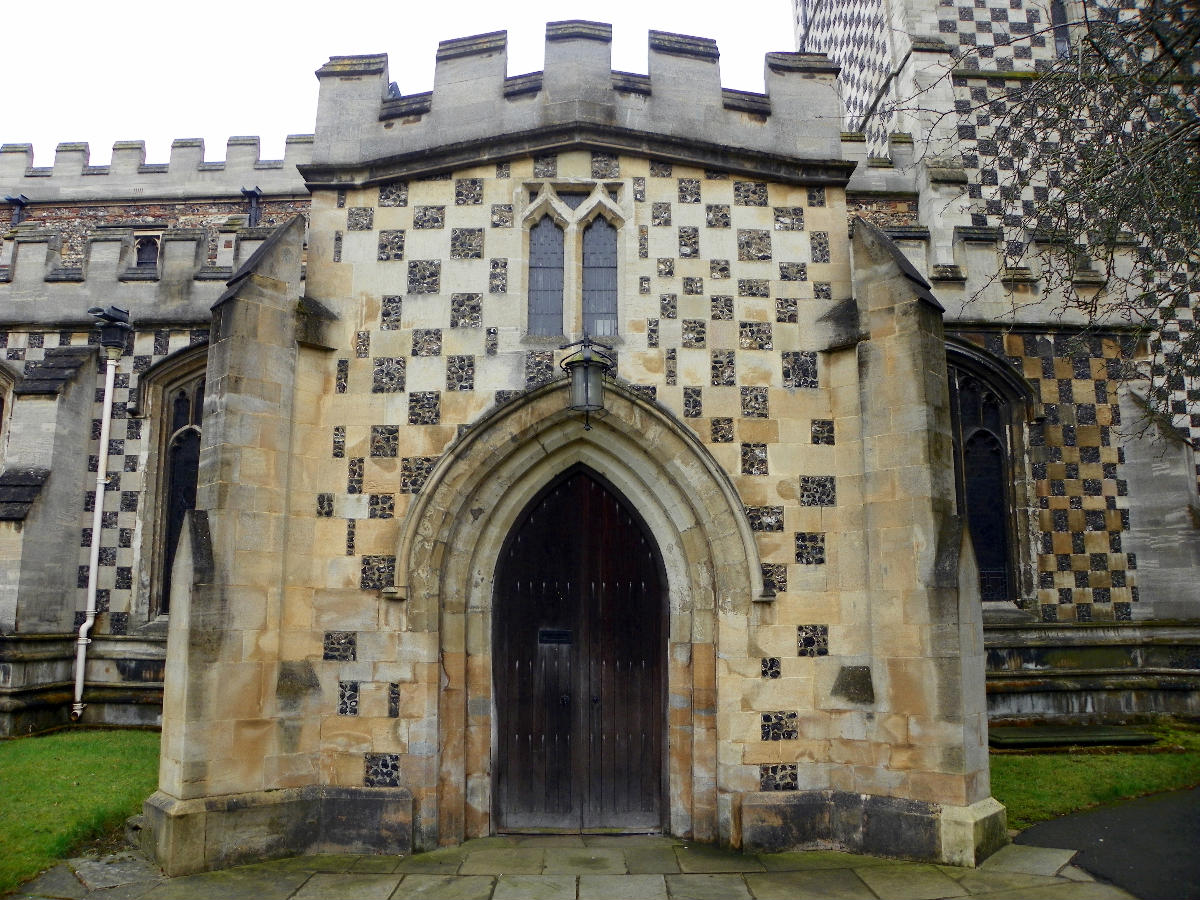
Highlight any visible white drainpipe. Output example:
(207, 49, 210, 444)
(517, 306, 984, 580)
(71, 341, 124, 722)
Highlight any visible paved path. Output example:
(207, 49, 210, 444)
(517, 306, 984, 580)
(1017, 786, 1200, 900)
(14, 834, 1134, 900)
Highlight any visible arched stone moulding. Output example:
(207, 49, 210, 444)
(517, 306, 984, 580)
(395, 378, 764, 847)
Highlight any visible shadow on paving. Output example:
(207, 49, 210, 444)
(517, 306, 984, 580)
(12, 834, 1138, 900)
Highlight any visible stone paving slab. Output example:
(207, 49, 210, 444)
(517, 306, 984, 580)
(854, 863, 969, 900)
(139, 867, 311, 900)
(69, 854, 162, 892)
(622, 845, 681, 874)
(758, 849, 892, 871)
(395, 847, 470, 874)
(744, 869, 877, 899)
(17, 864, 88, 899)
(578, 874, 668, 899)
(964, 883, 1136, 899)
(490, 874, 576, 899)
(675, 844, 766, 873)
(979, 843, 1076, 876)
(72, 882, 162, 900)
(348, 857, 404, 873)
(291, 872, 401, 899)
(456, 848, 543, 875)
(513, 835, 585, 848)
(954, 869, 1073, 894)
(582, 834, 679, 848)
(388, 874, 495, 899)
(540, 848, 626, 875)
(664, 873, 753, 899)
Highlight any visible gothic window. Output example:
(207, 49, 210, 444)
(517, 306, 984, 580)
(135, 237, 159, 268)
(1051, 0, 1071, 58)
(525, 183, 625, 338)
(947, 344, 1035, 604)
(529, 217, 565, 336)
(159, 375, 203, 615)
(582, 218, 618, 337)
(132, 345, 208, 620)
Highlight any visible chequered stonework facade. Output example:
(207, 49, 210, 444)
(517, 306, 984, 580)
(2, 13, 1196, 878)
(797, 0, 893, 138)
(793, 0, 1200, 626)
(311, 155, 849, 619)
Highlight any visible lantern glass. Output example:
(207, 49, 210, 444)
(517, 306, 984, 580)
(569, 359, 605, 412)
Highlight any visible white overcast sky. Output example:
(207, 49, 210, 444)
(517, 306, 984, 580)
(6, 1, 796, 167)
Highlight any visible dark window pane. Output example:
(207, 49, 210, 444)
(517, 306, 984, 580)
(529, 217, 564, 336)
(171, 390, 191, 435)
(582, 218, 618, 337)
(1051, 0, 1071, 58)
(161, 429, 201, 614)
(135, 238, 158, 268)
(964, 431, 1010, 601)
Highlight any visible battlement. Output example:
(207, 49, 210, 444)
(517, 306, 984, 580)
(0, 223, 285, 328)
(0, 135, 312, 203)
(307, 22, 849, 183)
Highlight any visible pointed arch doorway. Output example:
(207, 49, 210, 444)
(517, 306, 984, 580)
(492, 467, 665, 832)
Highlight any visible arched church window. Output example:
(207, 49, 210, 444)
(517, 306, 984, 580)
(947, 348, 1034, 605)
(135, 237, 159, 268)
(529, 216, 565, 336)
(158, 375, 203, 615)
(582, 217, 618, 337)
(1051, 0, 1072, 58)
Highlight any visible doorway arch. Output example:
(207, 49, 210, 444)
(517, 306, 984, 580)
(396, 379, 764, 849)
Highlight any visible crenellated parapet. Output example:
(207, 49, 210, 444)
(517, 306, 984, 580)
(0, 223, 284, 327)
(305, 22, 850, 186)
(0, 135, 312, 203)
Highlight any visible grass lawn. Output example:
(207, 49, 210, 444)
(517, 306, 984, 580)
(990, 719, 1200, 830)
(0, 728, 160, 895)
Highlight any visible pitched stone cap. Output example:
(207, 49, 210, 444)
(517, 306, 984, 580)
(766, 52, 840, 76)
(853, 216, 943, 311)
(648, 30, 719, 61)
(911, 37, 953, 53)
(0, 466, 51, 521)
(437, 31, 507, 62)
(13, 347, 97, 396)
(547, 20, 611, 43)
(316, 54, 388, 77)
(216, 215, 305, 306)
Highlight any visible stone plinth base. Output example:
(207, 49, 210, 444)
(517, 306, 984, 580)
(739, 791, 1007, 867)
(141, 786, 413, 876)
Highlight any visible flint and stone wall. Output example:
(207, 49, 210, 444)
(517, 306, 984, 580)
(143, 26, 1003, 872)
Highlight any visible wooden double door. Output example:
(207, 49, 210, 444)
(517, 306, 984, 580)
(493, 469, 665, 832)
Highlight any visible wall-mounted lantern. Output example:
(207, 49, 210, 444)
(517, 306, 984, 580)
(559, 335, 615, 430)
